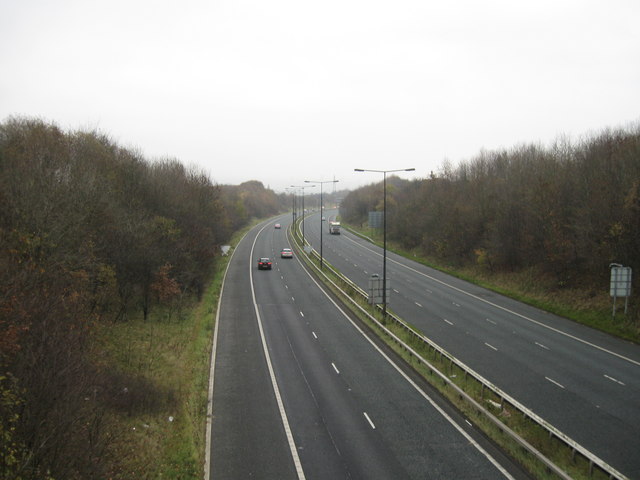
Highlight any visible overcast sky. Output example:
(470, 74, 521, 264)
(1, 0, 639, 192)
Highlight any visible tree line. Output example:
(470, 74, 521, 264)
(341, 125, 640, 304)
(0, 117, 283, 478)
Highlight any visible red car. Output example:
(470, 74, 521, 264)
(258, 257, 272, 270)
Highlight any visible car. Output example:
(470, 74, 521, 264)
(257, 257, 272, 270)
(274, 223, 281, 229)
(281, 248, 293, 258)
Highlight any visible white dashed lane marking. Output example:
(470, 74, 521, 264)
(604, 374, 625, 386)
(545, 377, 565, 389)
(363, 412, 376, 429)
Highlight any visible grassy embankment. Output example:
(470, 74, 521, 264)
(94, 222, 255, 479)
(344, 223, 639, 344)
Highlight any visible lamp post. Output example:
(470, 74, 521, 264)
(285, 188, 296, 225)
(305, 179, 339, 269)
(290, 184, 315, 246)
(354, 167, 415, 317)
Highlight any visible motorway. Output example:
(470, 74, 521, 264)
(302, 209, 640, 479)
(210, 216, 530, 479)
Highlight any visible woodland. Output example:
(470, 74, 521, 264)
(0, 117, 283, 478)
(1, 116, 639, 478)
(340, 124, 640, 325)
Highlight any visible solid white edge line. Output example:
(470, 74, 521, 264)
(250, 223, 306, 480)
(342, 234, 640, 367)
(297, 254, 516, 480)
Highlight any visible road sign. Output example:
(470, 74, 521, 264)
(368, 274, 390, 305)
(610, 266, 632, 297)
(368, 211, 383, 229)
(610, 264, 632, 317)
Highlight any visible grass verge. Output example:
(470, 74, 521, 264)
(94, 220, 259, 479)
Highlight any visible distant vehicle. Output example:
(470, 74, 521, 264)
(321, 216, 326, 221)
(257, 257, 272, 270)
(274, 223, 281, 229)
(281, 248, 293, 258)
(328, 221, 341, 235)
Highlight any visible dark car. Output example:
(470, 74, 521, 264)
(258, 257, 272, 270)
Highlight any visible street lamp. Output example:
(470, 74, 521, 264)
(305, 179, 339, 269)
(290, 184, 315, 246)
(354, 167, 415, 317)
(285, 188, 296, 225)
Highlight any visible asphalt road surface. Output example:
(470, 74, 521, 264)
(302, 209, 640, 479)
(210, 216, 530, 479)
